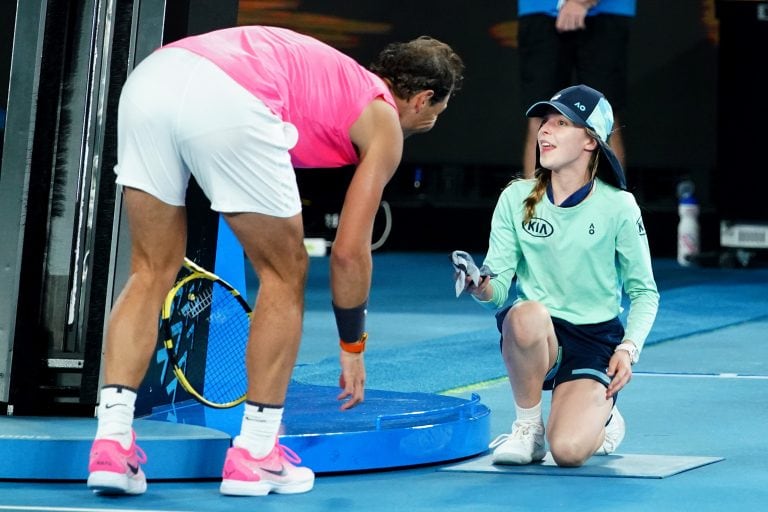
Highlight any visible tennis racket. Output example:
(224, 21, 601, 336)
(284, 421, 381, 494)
(160, 257, 250, 408)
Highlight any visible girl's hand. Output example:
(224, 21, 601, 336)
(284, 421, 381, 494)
(466, 274, 492, 300)
(605, 351, 633, 398)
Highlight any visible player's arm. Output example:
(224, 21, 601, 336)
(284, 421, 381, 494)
(332, 98, 403, 410)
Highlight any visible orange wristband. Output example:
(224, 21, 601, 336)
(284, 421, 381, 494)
(340, 332, 368, 353)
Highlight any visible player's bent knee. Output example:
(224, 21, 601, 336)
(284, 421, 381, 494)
(259, 250, 308, 295)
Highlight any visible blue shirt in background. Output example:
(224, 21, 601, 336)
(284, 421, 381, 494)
(518, 0, 636, 17)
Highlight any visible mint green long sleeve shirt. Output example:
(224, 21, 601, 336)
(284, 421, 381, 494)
(477, 178, 659, 352)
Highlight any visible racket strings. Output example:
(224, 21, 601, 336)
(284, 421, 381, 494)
(202, 289, 249, 404)
(167, 277, 249, 407)
(182, 288, 213, 318)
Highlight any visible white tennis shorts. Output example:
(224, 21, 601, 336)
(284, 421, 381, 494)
(115, 48, 302, 217)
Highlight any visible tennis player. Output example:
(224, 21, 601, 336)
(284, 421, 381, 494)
(87, 25, 464, 496)
(460, 84, 658, 467)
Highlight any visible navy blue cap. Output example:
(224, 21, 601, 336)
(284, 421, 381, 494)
(526, 84, 626, 190)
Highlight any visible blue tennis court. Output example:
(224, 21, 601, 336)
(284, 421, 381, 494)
(1, 252, 767, 512)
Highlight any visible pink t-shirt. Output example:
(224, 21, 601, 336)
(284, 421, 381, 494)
(165, 26, 397, 168)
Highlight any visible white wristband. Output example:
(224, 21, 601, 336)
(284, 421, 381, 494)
(614, 342, 639, 365)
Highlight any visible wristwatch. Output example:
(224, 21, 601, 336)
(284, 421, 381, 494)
(614, 342, 639, 365)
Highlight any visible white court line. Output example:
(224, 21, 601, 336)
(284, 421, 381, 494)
(442, 371, 768, 395)
(635, 372, 768, 380)
(0, 506, 190, 512)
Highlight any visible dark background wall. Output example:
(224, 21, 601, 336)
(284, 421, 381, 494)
(239, 1, 718, 173)
(238, 0, 722, 256)
(1, 1, 754, 258)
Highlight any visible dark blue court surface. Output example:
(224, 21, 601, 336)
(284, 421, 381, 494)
(1, 253, 767, 511)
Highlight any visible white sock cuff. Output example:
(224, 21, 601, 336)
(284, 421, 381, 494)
(237, 403, 285, 458)
(244, 402, 284, 420)
(515, 401, 542, 423)
(99, 385, 137, 408)
(95, 386, 136, 449)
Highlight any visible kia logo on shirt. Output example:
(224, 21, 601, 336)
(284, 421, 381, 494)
(523, 218, 554, 238)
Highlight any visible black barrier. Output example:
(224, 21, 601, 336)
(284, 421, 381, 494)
(714, 0, 767, 223)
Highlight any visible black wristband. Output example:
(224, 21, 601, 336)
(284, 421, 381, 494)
(332, 300, 368, 343)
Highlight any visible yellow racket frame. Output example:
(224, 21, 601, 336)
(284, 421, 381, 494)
(160, 257, 250, 408)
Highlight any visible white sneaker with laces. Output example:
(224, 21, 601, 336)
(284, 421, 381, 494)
(595, 407, 625, 455)
(489, 420, 546, 465)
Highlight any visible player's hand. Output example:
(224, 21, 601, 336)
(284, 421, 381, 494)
(337, 350, 366, 410)
(605, 351, 632, 398)
(555, 1, 589, 32)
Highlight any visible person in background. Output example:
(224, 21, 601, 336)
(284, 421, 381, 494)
(87, 25, 463, 497)
(518, 0, 635, 177)
(460, 84, 658, 467)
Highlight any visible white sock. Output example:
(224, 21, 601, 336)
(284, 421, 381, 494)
(233, 402, 284, 459)
(515, 400, 543, 425)
(95, 385, 136, 449)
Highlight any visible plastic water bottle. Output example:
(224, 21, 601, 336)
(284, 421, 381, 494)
(677, 181, 700, 266)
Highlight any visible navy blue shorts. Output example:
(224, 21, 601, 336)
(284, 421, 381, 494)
(495, 306, 625, 391)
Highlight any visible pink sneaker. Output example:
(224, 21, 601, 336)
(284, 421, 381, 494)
(219, 443, 315, 496)
(87, 432, 147, 495)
